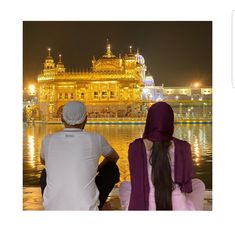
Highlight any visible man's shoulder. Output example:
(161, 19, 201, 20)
(85, 132, 104, 140)
(42, 131, 63, 142)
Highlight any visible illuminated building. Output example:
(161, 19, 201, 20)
(37, 42, 147, 120)
(33, 42, 212, 122)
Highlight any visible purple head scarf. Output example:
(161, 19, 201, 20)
(143, 102, 174, 141)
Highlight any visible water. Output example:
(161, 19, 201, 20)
(23, 123, 212, 189)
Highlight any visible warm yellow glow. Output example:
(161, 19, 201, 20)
(91, 81, 117, 84)
(29, 84, 35, 90)
(28, 135, 36, 168)
(194, 82, 200, 88)
(194, 138, 201, 166)
(28, 84, 36, 95)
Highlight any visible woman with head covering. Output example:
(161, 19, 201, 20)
(119, 102, 205, 210)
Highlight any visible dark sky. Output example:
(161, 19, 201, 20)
(23, 21, 212, 87)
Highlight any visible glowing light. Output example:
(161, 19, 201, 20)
(48, 48, 51, 56)
(28, 135, 36, 168)
(193, 138, 201, 166)
(194, 82, 200, 88)
(28, 84, 36, 95)
(142, 88, 150, 94)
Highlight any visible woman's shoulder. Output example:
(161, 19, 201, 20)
(173, 137, 190, 146)
(130, 138, 143, 145)
(128, 138, 144, 152)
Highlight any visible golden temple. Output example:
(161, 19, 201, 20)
(37, 41, 147, 120)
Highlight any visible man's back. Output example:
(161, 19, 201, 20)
(41, 128, 112, 210)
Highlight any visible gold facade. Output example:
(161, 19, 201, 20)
(38, 44, 146, 120)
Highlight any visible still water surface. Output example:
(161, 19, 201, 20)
(23, 123, 212, 189)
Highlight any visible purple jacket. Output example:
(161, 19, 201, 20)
(128, 137, 195, 210)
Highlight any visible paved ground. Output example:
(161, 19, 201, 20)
(23, 187, 212, 211)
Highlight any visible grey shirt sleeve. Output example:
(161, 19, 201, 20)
(99, 134, 113, 157)
(40, 137, 49, 161)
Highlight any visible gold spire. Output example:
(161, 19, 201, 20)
(136, 48, 139, 55)
(129, 45, 133, 54)
(48, 48, 51, 57)
(58, 54, 62, 63)
(103, 39, 116, 58)
(56, 53, 65, 72)
(107, 41, 111, 57)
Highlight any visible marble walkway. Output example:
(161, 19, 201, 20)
(23, 187, 212, 211)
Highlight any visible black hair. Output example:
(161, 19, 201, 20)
(149, 141, 173, 210)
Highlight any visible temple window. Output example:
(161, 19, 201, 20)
(81, 93, 84, 99)
(59, 93, 63, 99)
(70, 93, 74, 99)
(65, 93, 68, 99)
(94, 91, 98, 99)
(102, 91, 107, 98)
(110, 91, 115, 98)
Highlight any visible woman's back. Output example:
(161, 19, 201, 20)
(144, 139, 196, 210)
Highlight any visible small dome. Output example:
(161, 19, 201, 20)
(136, 54, 145, 65)
(144, 75, 154, 86)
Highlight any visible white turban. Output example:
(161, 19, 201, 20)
(62, 101, 87, 125)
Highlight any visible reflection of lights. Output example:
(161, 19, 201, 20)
(28, 135, 36, 168)
(193, 137, 201, 166)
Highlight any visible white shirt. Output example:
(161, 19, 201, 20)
(40, 128, 113, 210)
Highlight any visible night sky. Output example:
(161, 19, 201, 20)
(23, 21, 212, 87)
